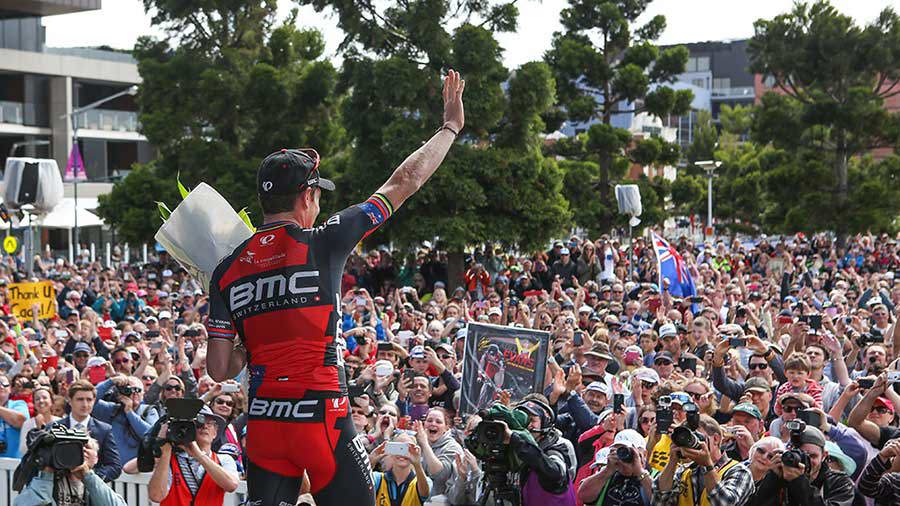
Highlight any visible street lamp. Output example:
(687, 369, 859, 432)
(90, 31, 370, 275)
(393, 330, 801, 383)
(59, 85, 138, 249)
(694, 160, 722, 237)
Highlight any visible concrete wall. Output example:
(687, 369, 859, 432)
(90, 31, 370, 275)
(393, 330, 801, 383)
(0, 47, 140, 83)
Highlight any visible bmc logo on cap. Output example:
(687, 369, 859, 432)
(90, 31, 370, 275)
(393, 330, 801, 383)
(262, 181, 273, 192)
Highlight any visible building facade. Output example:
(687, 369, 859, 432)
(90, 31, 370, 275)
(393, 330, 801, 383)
(0, 0, 153, 186)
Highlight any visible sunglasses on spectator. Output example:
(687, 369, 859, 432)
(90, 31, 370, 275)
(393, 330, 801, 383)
(164, 384, 183, 391)
(142, 375, 156, 381)
(641, 381, 656, 389)
(215, 398, 234, 407)
(114, 358, 131, 364)
(0, 382, 9, 388)
(781, 404, 801, 413)
(437, 354, 452, 360)
(755, 448, 777, 460)
(640, 417, 655, 424)
(874, 406, 893, 415)
(748, 363, 768, 370)
(686, 392, 706, 401)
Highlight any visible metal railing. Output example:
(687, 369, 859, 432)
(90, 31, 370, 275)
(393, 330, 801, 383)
(710, 86, 755, 99)
(74, 108, 140, 132)
(0, 457, 248, 505)
(0, 101, 24, 125)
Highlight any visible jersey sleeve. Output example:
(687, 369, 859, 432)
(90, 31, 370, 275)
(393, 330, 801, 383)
(206, 270, 237, 342)
(315, 192, 395, 257)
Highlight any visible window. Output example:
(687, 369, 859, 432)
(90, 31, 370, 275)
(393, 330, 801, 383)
(696, 57, 710, 72)
(713, 78, 731, 90)
(691, 78, 707, 89)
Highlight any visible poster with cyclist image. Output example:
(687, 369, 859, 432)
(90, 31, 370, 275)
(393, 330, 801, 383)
(459, 322, 550, 417)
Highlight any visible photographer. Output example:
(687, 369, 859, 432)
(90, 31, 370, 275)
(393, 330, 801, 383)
(578, 429, 651, 506)
(147, 405, 240, 505)
(749, 426, 856, 506)
(654, 414, 753, 506)
(499, 396, 577, 506)
(92, 375, 157, 462)
(14, 437, 127, 506)
(858, 437, 900, 504)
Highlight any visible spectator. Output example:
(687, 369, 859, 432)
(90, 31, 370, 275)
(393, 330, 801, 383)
(369, 432, 431, 506)
(17, 386, 59, 457)
(415, 407, 463, 497)
(92, 375, 156, 462)
(0, 372, 28, 458)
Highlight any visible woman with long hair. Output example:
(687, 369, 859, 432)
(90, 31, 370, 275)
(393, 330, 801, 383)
(208, 388, 245, 466)
(18, 386, 60, 456)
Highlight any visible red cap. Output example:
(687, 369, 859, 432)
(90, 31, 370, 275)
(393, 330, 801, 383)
(875, 396, 895, 413)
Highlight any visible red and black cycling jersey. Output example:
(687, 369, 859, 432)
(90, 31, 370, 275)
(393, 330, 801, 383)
(206, 193, 395, 395)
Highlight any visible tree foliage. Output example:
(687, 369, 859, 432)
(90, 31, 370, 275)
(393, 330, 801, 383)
(545, 0, 692, 231)
(97, 4, 344, 243)
(749, 0, 900, 237)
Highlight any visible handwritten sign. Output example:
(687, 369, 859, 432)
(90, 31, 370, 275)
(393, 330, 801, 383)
(8, 281, 56, 320)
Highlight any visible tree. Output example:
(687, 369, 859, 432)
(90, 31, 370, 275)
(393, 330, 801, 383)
(685, 110, 718, 164)
(546, 0, 693, 231)
(303, 0, 570, 286)
(749, 1, 900, 239)
(96, 4, 344, 243)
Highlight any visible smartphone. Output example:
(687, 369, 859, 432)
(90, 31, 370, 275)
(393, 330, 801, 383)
(98, 327, 112, 340)
(55, 330, 68, 338)
(523, 290, 542, 298)
(798, 409, 823, 428)
(385, 441, 410, 457)
(402, 369, 417, 381)
(146, 330, 160, 338)
(375, 362, 394, 377)
(573, 331, 584, 347)
(729, 337, 747, 347)
(377, 342, 394, 353)
(613, 393, 625, 414)
(221, 383, 239, 393)
(778, 315, 794, 325)
(66, 368, 74, 384)
(656, 396, 673, 434)
(88, 366, 106, 385)
(857, 378, 875, 389)
(887, 371, 900, 384)
(348, 385, 365, 399)
(689, 296, 704, 303)
(150, 341, 163, 352)
(678, 357, 697, 373)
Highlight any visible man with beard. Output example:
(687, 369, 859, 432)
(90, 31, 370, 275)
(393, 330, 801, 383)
(851, 344, 888, 379)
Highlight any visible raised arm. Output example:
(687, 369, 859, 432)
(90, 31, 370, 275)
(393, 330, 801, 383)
(376, 70, 465, 209)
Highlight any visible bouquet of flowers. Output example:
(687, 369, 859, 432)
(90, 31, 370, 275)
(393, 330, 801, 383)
(154, 180, 253, 290)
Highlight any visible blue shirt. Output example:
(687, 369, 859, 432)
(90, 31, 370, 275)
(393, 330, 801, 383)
(0, 399, 30, 457)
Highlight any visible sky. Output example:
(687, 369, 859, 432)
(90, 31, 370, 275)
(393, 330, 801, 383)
(42, 0, 894, 68)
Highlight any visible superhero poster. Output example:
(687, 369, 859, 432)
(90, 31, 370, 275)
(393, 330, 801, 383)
(459, 323, 550, 417)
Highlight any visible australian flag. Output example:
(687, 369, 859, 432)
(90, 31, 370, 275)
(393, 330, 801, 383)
(651, 231, 696, 298)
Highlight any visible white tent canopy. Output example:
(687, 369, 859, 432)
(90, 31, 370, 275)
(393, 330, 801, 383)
(38, 198, 104, 229)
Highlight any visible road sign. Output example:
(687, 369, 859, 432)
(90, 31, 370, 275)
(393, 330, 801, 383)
(3, 236, 18, 254)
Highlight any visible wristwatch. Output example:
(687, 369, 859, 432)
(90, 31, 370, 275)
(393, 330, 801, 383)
(638, 470, 651, 481)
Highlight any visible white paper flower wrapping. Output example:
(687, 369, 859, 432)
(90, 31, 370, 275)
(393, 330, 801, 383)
(154, 183, 253, 291)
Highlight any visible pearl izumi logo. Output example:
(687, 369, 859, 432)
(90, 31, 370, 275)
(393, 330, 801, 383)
(229, 270, 320, 317)
(262, 181, 273, 191)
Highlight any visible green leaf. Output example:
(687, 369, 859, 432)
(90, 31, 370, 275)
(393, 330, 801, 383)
(237, 208, 255, 232)
(176, 172, 189, 199)
(157, 201, 172, 222)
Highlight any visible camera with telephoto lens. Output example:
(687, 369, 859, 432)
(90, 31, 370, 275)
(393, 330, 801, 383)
(12, 426, 90, 492)
(464, 407, 520, 506)
(781, 420, 811, 470)
(671, 402, 705, 450)
(102, 384, 141, 404)
(856, 329, 884, 348)
(616, 446, 634, 463)
(465, 418, 508, 463)
(137, 398, 206, 472)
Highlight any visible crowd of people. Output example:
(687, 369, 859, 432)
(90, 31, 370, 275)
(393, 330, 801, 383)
(1, 230, 899, 506)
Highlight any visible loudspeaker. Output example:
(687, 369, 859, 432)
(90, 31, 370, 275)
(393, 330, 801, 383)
(3, 158, 64, 213)
(615, 184, 642, 217)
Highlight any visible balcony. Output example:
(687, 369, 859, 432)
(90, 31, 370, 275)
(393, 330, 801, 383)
(0, 100, 23, 124)
(74, 109, 140, 132)
(711, 86, 755, 99)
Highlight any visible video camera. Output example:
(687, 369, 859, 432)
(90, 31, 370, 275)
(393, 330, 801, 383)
(13, 426, 90, 491)
(671, 402, 705, 449)
(137, 398, 206, 472)
(464, 407, 521, 506)
(781, 420, 811, 470)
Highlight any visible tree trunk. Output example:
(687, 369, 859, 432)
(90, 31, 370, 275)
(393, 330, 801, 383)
(834, 138, 849, 250)
(446, 250, 466, 292)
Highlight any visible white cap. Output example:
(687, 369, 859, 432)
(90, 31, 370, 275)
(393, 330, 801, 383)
(488, 307, 502, 317)
(579, 305, 593, 314)
(102, 320, 116, 328)
(158, 311, 172, 320)
(632, 367, 660, 384)
(625, 345, 643, 357)
(597, 409, 614, 423)
(86, 356, 107, 368)
(659, 323, 677, 338)
(585, 381, 610, 396)
(592, 447, 611, 468)
(374, 360, 394, 377)
(162, 269, 173, 277)
(613, 429, 645, 450)
(559, 247, 570, 255)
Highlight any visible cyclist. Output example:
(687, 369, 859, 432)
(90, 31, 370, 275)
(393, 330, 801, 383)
(206, 70, 465, 506)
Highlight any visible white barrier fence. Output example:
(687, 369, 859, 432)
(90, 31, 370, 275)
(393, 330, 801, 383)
(0, 457, 248, 505)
